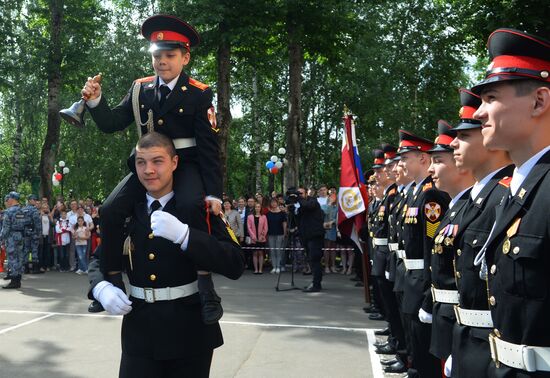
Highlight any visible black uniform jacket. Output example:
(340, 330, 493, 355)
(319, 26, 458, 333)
(387, 186, 406, 282)
(484, 151, 550, 374)
(401, 176, 450, 315)
(370, 184, 397, 277)
(88, 197, 245, 360)
(393, 183, 415, 292)
(428, 189, 471, 359)
(450, 164, 513, 378)
(88, 73, 222, 199)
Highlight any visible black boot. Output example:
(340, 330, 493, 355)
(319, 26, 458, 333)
(31, 263, 43, 274)
(3, 275, 21, 289)
(198, 274, 223, 325)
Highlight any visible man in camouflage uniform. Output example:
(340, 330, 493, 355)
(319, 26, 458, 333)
(23, 194, 42, 274)
(0, 192, 29, 289)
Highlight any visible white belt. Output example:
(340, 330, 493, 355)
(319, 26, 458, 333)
(129, 281, 198, 303)
(396, 250, 406, 259)
(373, 238, 388, 246)
(489, 334, 550, 372)
(431, 287, 459, 304)
(173, 137, 197, 149)
(453, 306, 493, 328)
(388, 243, 399, 251)
(403, 258, 424, 270)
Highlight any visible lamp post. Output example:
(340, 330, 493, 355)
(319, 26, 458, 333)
(52, 161, 70, 198)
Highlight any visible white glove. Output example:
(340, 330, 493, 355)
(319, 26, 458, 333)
(385, 271, 390, 280)
(418, 308, 433, 324)
(444, 355, 452, 377)
(93, 281, 132, 315)
(151, 211, 189, 247)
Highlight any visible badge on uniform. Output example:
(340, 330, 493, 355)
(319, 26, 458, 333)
(424, 202, 442, 222)
(377, 205, 385, 221)
(503, 217, 521, 254)
(123, 235, 134, 270)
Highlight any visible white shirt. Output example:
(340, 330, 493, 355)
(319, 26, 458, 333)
(413, 176, 429, 195)
(41, 215, 50, 236)
(510, 145, 550, 196)
(470, 167, 503, 200)
(146, 191, 189, 250)
(317, 196, 328, 207)
(449, 187, 472, 209)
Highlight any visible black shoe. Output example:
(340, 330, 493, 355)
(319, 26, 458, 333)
(375, 344, 397, 354)
(302, 283, 322, 293)
(302, 271, 312, 276)
(384, 360, 407, 373)
(88, 300, 104, 313)
(3, 275, 13, 281)
(199, 289, 224, 325)
(363, 305, 380, 313)
(369, 313, 385, 321)
(374, 341, 390, 348)
(350, 276, 361, 282)
(375, 327, 391, 336)
(30, 265, 43, 274)
(380, 358, 399, 366)
(3, 276, 21, 289)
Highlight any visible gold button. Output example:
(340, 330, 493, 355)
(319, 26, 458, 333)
(148, 232, 154, 239)
(148, 253, 155, 260)
(489, 296, 496, 306)
(494, 328, 501, 337)
(473, 239, 478, 245)
(429, 266, 432, 271)
(158, 118, 164, 125)
(513, 246, 520, 254)
(457, 249, 462, 256)
(491, 265, 497, 274)
(149, 274, 156, 281)
(179, 108, 184, 113)
(456, 271, 461, 279)
(140, 104, 144, 109)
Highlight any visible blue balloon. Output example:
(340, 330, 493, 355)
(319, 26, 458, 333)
(266, 161, 275, 169)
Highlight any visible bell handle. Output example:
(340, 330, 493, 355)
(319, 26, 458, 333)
(81, 73, 103, 101)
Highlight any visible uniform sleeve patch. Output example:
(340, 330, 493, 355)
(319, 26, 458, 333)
(189, 77, 209, 91)
(208, 106, 218, 132)
(424, 202, 442, 222)
(426, 221, 440, 239)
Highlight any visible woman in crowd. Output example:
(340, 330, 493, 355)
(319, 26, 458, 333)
(247, 202, 268, 274)
(322, 192, 338, 273)
(266, 198, 287, 274)
(72, 216, 90, 274)
(55, 210, 71, 271)
(223, 199, 244, 243)
(39, 203, 54, 272)
(90, 205, 101, 253)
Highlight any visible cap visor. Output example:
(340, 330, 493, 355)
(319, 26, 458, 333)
(451, 120, 482, 131)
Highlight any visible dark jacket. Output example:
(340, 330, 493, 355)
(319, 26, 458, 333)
(88, 197, 245, 359)
(295, 197, 325, 242)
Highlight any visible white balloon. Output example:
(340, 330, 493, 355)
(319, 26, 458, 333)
(270, 155, 278, 163)
(58, 160, 65, 168)
(52, 180, 60, 187)
(278, 147, 286, 155)
(275, 161, 283, 169)
(283, 158, 288, 164)
(63, 167, 70, 174)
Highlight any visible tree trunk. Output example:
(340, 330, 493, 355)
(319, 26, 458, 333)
(39, 0, 63, 200)
(285, 17, 302, 189)
(216, 20, 232, 191)
(11, 99, 22, 190)
(252, 71, 262, 194)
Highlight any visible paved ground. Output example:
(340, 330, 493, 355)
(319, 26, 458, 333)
(0, 269, 394, 378)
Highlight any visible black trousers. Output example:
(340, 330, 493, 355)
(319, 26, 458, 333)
(304, 237, 323, 288)
(376, 276, 406, 349)
(119, 350, 213, 378)
(408, 314, 441, 378)
(100, 162, 206, 274)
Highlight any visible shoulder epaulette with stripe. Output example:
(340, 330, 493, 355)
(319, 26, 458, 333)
(189, 77, 209, 91)
(498, 176, 512, 188)
(135, 76, 155, 84)
(422, 182, 433, 191)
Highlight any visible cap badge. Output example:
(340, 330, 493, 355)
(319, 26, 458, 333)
(459, 106, 464, 118)
(541, 71, 549, 79)
(157, 32, 164, 40)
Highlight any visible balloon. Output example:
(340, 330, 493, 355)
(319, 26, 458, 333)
(58, 160, 65, 167)
(54, 173, 62, 181)
(62, 167, 70, 174)
(266, 161, 275, 169)
(270, 155, 278, 163)
(278, 147, 286, 155)
(283, 158, 288, 164)
(275, 161, 283, 169)
(271, 167, 279, 174)
(52, 179, 60, 187)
